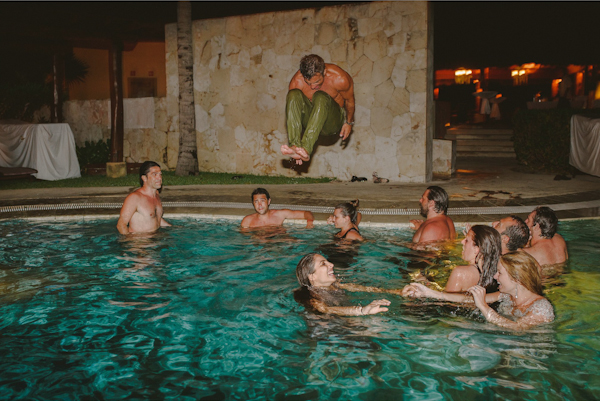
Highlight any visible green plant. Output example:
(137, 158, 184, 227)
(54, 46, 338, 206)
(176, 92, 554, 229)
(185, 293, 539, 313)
(76, 139, 111, 169)
(512, 108, 600, 174)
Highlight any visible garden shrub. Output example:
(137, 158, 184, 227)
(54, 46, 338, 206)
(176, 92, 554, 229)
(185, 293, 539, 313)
(512, 108, 600, 174)
(76, 139, 111, 170)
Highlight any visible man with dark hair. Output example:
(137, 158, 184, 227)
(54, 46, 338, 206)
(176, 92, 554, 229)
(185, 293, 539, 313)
(410, 186, 456, 243)
(280, 54, 355, 165)
(524, 206, 568, 265)
(117, 161, 172, 234)
(492, 215, 530, 254)
(241, 187, 315, 228)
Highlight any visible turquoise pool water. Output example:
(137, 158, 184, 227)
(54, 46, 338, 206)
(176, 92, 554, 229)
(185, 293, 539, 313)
(0, 218, 598, 400)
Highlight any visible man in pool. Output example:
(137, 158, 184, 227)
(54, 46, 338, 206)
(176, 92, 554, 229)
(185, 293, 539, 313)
(241, 188, 315, 229)
(492, 215, 530, 254)
(410, 186, 456, 244)
(280, 54, 355, 165)
(117, 161, 172, 235)
(524, 206, 568, 265)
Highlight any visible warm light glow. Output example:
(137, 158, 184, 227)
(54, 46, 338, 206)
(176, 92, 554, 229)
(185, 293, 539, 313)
(454, 68, 473, 84)
(518, 70, 526, 76)
(496, 93, 502, 98)
(511, 70, 518, 77)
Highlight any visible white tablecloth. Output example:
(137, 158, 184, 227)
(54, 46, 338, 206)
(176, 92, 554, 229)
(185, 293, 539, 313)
(473, 91, 498, 115)
(0, 123, 81, 180)
(570, 115, 600, 177)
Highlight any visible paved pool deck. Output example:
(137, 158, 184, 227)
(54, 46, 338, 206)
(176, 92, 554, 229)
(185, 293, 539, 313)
(2, 157, 600, 225)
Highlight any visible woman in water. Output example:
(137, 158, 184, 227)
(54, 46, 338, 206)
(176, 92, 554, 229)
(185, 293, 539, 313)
(440, 225, 501, 292)
(327, 200, 363, 241)
(403, 251, 554, 330)
(294, 253, 395, 316)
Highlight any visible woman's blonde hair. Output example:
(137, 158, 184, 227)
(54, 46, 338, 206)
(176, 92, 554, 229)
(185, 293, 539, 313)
(500, 251, 543, 295)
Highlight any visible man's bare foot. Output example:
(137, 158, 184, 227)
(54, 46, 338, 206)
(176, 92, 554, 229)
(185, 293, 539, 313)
(294, 147, 309, 159)
(281, 144, 295, 156)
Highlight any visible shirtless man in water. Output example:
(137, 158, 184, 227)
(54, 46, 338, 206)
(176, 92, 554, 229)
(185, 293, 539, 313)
(524, 206, 568, 265)
(117, 161, 172, 234)
(410, 186, 456, 244)
(281, 54, 355, 165)
(241, 188, 314, 229)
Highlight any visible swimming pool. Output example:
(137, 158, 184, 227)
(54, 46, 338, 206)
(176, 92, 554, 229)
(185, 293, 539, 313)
(0, 218, 598, 400)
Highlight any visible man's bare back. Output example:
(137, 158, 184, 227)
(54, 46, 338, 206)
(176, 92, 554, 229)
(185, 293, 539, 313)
(410, 187, 456, 244)
(524, 234, 568, 266)
(411, 215, 456, 243)
(288, 64, 353, 111)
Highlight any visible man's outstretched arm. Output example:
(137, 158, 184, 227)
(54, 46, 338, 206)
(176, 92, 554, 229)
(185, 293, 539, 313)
(280, 209, 314, 228)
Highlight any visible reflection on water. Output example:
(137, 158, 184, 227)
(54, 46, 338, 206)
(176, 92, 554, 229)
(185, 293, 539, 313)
(0, 219, 597, 399)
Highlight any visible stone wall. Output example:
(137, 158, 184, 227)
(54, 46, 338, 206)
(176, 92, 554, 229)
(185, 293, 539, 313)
(165, 1, 433, 182)
(63, 97, 174, 167)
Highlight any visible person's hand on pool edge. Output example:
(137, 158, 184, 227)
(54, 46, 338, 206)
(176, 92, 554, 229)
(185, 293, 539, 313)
(362, 299, 391, 315)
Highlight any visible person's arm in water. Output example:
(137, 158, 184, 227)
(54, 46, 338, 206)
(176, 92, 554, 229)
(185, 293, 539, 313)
(277, 209, 314, 228)
(402, 283, 501, 304)
(469, 285, 553, 330)
(310, 298, 390, 316)
(338, 282, 402, 296)
(116, 193, 139, 235)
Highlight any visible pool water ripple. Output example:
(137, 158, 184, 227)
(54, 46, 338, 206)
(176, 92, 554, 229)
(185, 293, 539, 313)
(0, 218, 599, 399)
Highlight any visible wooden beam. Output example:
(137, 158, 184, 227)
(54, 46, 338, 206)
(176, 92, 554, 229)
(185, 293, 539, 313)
(108, 42, 124, 163)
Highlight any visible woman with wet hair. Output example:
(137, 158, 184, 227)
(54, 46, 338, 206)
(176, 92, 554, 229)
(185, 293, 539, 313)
(326, 200, 363, 241)
(413, 225, 501, 293)
(294, 253, 397, 316)
(403, 251, 554, 330)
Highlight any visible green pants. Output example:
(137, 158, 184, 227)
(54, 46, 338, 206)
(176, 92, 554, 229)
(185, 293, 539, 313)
(286, 89, 345, 155)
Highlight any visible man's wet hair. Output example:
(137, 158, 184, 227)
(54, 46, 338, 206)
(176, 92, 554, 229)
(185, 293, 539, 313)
(533, 206, 558, 239)
(299, 54, 325, 80)
(503, 215, 530, 251)
(139, 161, 161, 187)
(251, 188, 270, 201)
(426, 186, 449, 214)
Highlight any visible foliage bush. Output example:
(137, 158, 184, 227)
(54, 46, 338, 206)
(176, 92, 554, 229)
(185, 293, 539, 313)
(512, 108, 600, 174)
(76, 139, 111, 169)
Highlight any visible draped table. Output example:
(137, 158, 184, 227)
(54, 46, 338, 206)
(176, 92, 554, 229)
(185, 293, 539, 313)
(489, 97, 506, 119)
(473, 91, 498, 115)
(0, 122, 81, 180)
(570, 114, 600, 177)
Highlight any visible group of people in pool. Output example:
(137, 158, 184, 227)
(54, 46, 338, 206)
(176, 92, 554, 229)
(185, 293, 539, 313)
(291, 186, 566, 331)
(118, 162, 567, 331)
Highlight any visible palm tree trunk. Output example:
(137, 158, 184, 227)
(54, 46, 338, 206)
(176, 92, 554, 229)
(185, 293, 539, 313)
(175, 1, 198, 176)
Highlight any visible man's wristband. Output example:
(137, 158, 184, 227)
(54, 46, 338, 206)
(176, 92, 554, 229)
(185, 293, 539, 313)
(345, 121, 354, 126)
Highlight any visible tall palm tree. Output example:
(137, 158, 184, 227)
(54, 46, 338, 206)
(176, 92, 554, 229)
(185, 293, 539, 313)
(175, 1, 198, 176)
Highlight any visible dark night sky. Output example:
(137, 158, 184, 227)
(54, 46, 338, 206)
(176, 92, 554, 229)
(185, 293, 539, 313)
(0, 1, 598, 68)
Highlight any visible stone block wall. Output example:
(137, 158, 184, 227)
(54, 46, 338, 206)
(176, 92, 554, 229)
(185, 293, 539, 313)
(63, 97, 174, 168)
(166, 1, 433, 182)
